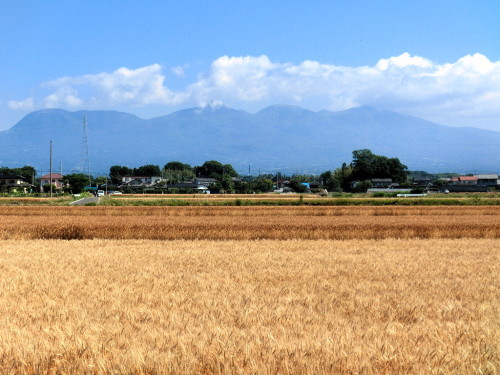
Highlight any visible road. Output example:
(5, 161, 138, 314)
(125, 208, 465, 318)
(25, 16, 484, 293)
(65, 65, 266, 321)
(70, 197, 100, 206)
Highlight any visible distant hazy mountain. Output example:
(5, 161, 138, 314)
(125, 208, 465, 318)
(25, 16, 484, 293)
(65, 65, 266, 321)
(1, 105, 499, 174)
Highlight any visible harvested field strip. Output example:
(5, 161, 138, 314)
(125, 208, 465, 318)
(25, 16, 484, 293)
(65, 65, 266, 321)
(104, 196, 500, 206)
(0, 239, 498, 374)
(1, 205, 500, 216)
(1, 206, 499, 240)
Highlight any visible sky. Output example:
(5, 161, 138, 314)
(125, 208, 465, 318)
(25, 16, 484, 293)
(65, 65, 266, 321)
(1, 1, 500, 131)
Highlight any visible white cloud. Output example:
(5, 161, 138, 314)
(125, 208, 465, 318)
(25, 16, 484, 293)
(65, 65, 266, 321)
(41, 87, 83, 108)
(171, 65, 188, 77)
(8, 97, 34, 111)
(6, 53, 500, 130)
(41, 64, 187, 108)
(375, 52, 433, 70)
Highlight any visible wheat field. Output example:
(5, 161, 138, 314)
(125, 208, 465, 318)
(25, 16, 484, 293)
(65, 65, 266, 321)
(0, 239, 498, 374)
(1, 206, 499, 240)
(0, 206, 498, 374)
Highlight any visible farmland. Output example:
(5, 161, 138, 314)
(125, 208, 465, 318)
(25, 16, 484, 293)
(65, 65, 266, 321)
(0, 205, 498, 374)
(1, 192, 500, 206)
(0, 205, 499, 240)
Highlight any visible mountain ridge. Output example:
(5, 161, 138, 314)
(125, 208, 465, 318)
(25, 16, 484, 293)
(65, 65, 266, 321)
(1, 105, 499, 174)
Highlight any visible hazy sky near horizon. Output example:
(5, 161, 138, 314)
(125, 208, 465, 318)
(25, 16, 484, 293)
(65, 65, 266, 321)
(1, 1, 500, 131)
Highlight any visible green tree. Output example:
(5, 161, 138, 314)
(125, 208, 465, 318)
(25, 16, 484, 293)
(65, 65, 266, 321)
(164, 161, 192, 171)
(234, 180, 251, 194)
(134, 164, 161, 177)
(250, 178, 274, 193)
(163, 162, 194, 183)
(335, 163, 353, 191)
(63, 173, 89, 193)
(0, 165, 36, 182)
(350, 149, 407, 184)
(320, 170, 342, 192)
(194, 161, 238, 180)
(109, 165, 133, 184)
(353, 179, 373, 193)
(288, 176, 308, 193)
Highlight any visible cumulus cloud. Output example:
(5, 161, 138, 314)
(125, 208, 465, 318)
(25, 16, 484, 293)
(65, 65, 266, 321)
(8, 97, 35, 111)
(42, 64, 187, 107)
(182, 53, 500, 127)
(7, 53, 500, 130)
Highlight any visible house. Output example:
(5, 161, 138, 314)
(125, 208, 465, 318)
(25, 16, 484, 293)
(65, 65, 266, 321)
(40, 173, 64, 189)
(121, 176, 162, 187)
(371, 178, 393, 188)
(0, 174, 31, 192)
(164, 182, 210, 193)
(443, 184, 488, 193)
(477, 174, 499, 187)
(276, 179, 289, 189)
(194, 178, 217, 186)
(412, 177, 433, 187)
(458, 176, 478, 185)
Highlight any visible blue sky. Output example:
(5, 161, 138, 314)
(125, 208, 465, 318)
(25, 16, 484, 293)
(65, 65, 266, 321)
(1, 1, 500, 131)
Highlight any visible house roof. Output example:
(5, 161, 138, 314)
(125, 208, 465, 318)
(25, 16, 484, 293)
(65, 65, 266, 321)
(166, 183, 199, 189)
(40, 173, 63, 179)
(371, 178, 393, 182)
(459, 176, 478, 181)
(477, 174, 498, 179)
(0, 174, 25, 180)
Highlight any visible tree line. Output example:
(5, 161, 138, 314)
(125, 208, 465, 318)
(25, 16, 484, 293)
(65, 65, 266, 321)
(1, 149, 409, 194)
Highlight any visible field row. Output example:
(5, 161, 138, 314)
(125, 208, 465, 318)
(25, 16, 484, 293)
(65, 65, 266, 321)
(1, 206, 499, 240)
(0, 239, 497, 374)
(1, 195, 500, 206)
(2, 205, 499, 216)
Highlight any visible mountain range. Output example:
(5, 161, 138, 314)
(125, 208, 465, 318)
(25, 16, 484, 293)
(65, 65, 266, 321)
(1, 105, 499, 175)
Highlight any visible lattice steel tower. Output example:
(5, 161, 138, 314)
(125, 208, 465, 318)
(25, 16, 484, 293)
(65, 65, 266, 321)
(80, 114, 91, 185)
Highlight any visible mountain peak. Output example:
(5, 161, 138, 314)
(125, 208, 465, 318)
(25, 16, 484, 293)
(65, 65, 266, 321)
(257, 104, 314, 115)
(194, 101, 230, 113)
(346, 105, 378, 113)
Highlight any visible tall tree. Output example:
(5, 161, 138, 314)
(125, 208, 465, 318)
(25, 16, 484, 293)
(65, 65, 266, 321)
(62, 173, 89, 193)
(133, 164, 161, 177)
(109, 165, 133, 184)
(350, 149, 407, 184)
(163, 162, 194, 183)
(164, 161, 192, 171)
(0, 165, 36, 182)
(194, 161, 238, 180)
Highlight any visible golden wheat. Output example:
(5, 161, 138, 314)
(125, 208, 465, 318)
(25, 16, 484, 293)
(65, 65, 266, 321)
(0, 206, 499, 240)
(0, 239, 497, 374)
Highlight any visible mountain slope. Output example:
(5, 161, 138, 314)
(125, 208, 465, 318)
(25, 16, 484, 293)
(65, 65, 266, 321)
(0, 106, 499, 174)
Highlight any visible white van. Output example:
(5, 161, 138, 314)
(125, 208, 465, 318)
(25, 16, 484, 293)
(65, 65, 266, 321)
(97, 190, 105, 197)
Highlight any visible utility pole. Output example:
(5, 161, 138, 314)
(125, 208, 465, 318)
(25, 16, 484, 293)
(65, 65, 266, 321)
(49, 141, 53, 198)
(40, 164, 43, 192)
(80, 114, 91, 187)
